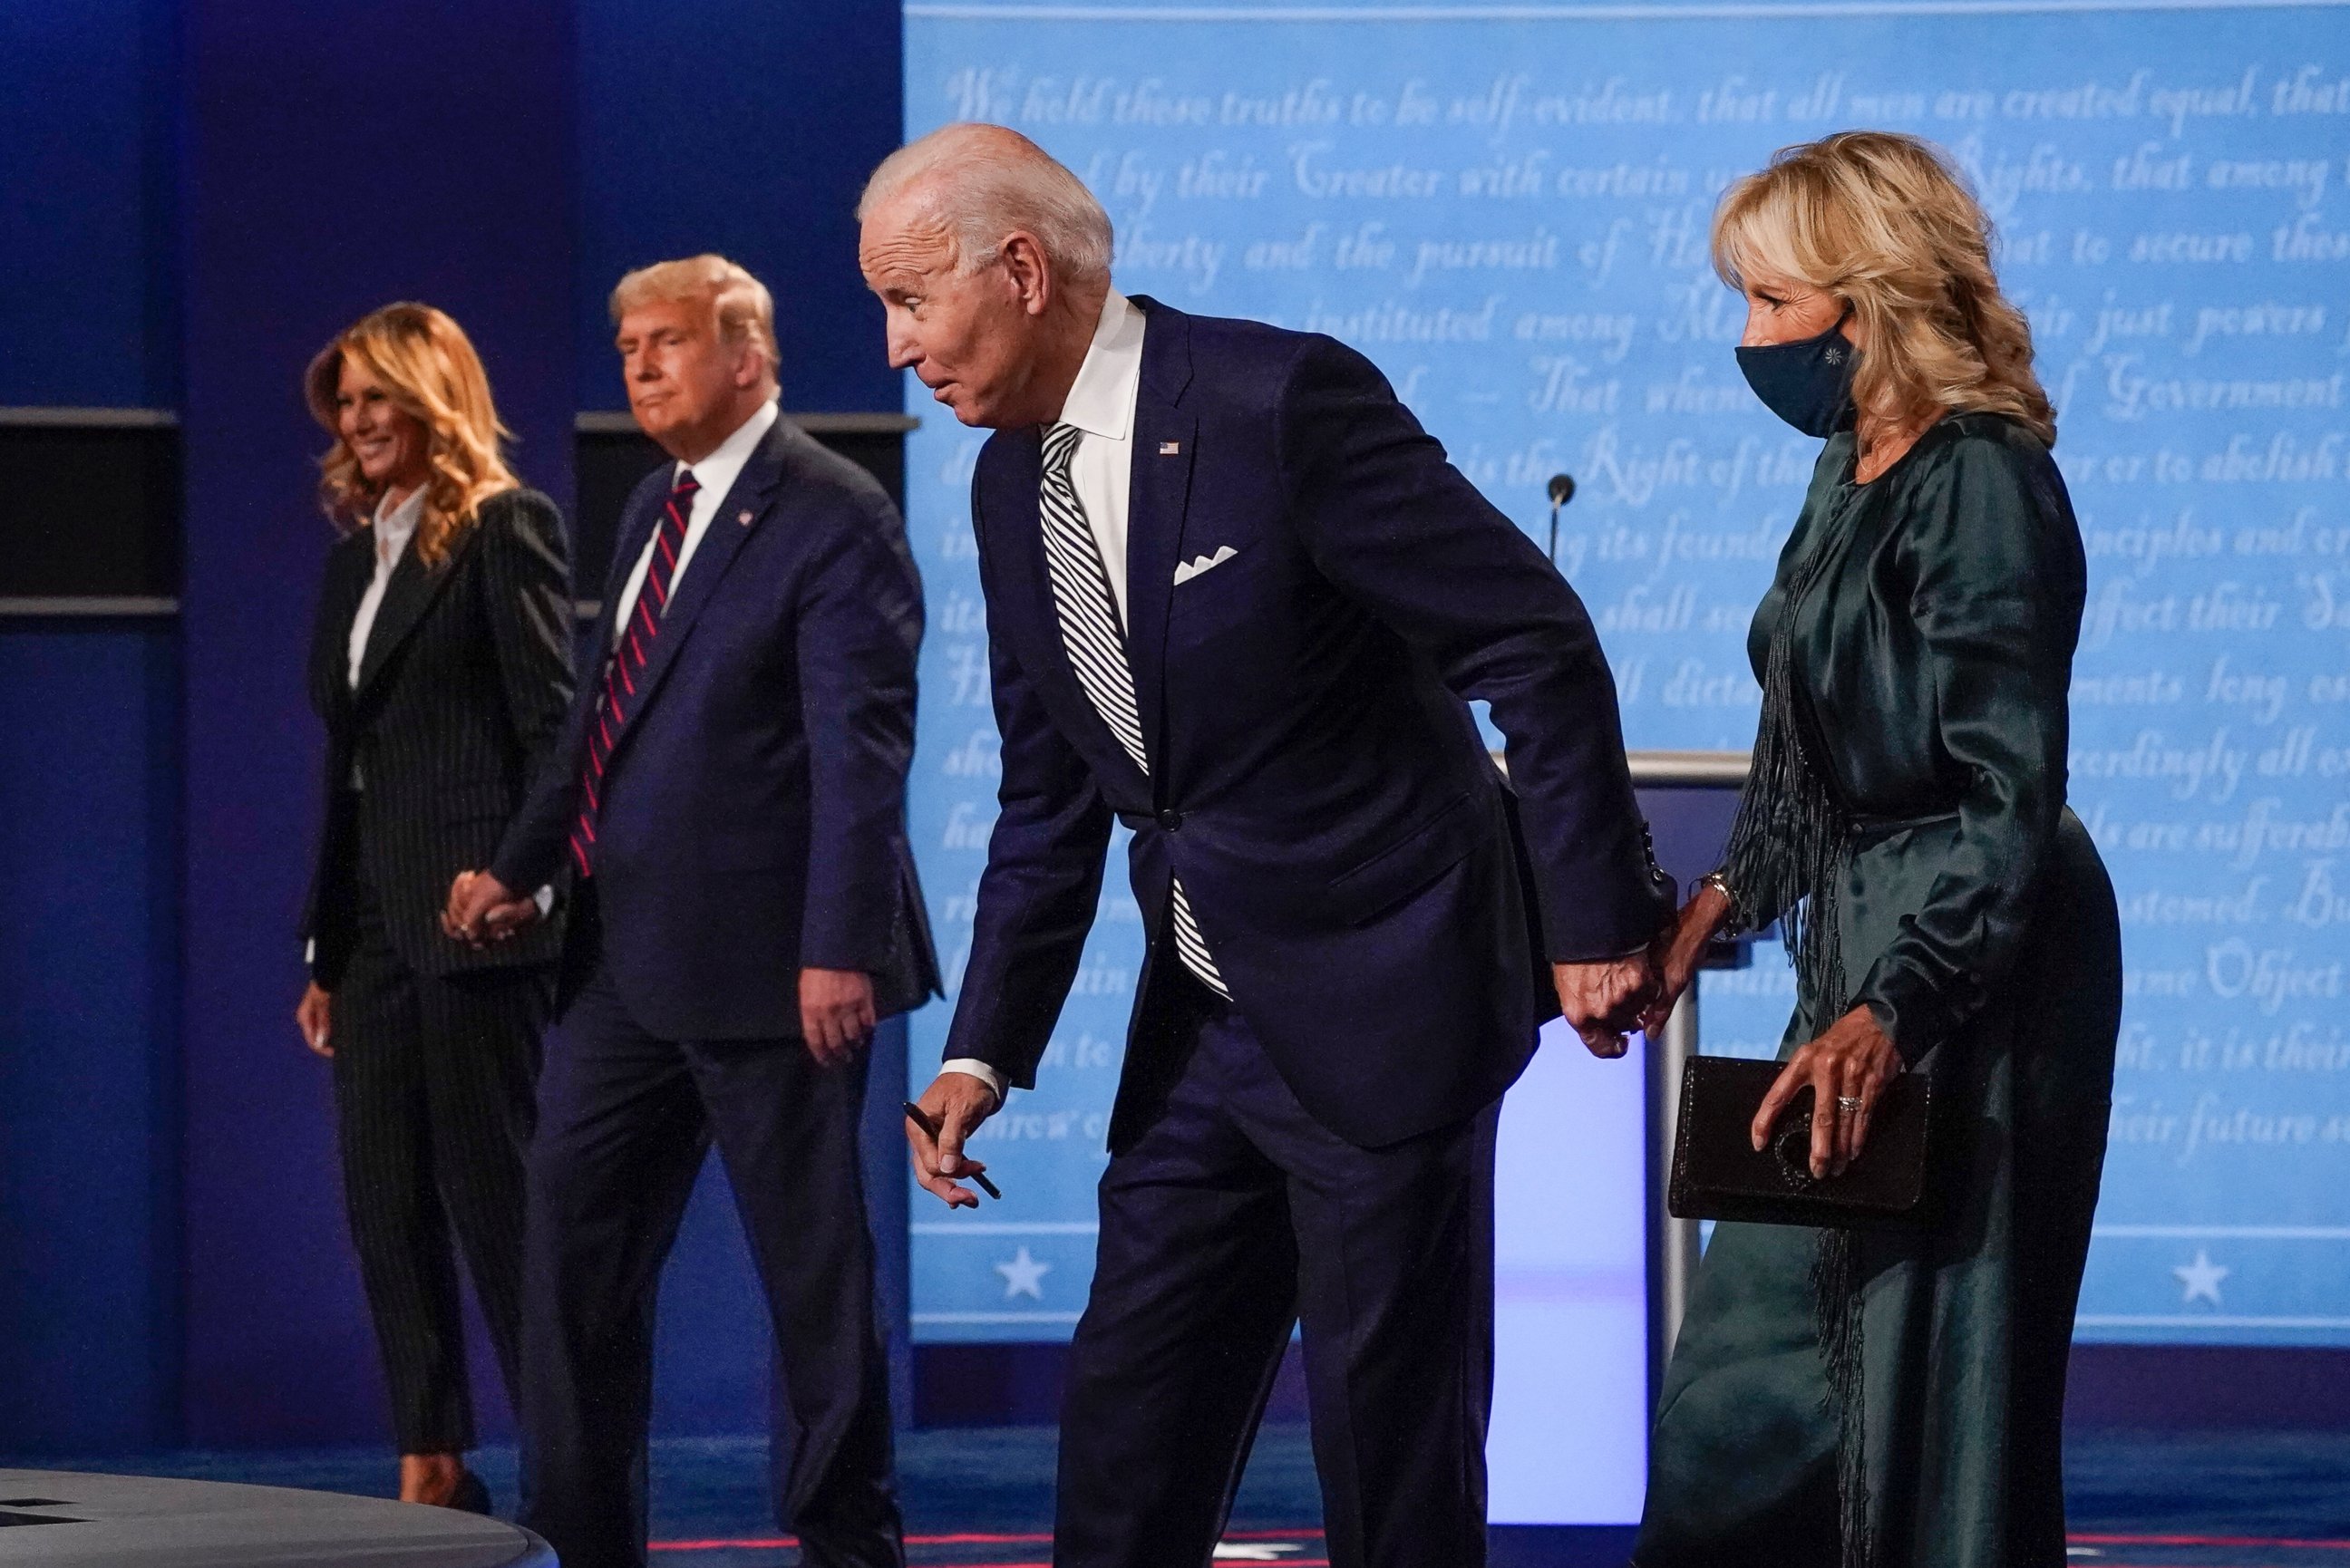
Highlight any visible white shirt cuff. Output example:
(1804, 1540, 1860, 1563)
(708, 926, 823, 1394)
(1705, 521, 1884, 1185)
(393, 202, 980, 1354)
(941, 1059, 1006, 1102)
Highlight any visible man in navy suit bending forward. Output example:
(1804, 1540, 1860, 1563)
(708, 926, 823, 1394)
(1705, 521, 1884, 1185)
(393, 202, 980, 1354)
(448, 256, 937, 1568)
(861, 127, 1672, 1568)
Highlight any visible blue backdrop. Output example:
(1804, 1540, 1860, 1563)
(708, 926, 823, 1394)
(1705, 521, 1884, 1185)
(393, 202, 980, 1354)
(0, 0, 905, 1453)
(0, 0, 181, 1454)
(3, 0, 2346, 1463)
(900, 0, 2350, 1348)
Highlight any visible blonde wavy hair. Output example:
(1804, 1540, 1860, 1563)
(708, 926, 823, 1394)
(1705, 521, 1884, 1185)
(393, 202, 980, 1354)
(1711, 131, 2056, 447)
(306, 303, 517, 566)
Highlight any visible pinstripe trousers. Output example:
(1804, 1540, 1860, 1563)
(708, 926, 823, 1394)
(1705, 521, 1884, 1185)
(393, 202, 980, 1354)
(331, 854, 549, 1452)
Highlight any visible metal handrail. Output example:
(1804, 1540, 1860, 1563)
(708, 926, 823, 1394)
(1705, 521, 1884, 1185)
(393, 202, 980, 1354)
(1628, 749, 1751, 788)
(0, 596, 179, 618)
(1630, 751, 1751, 1385)
(0, 406, 178, 428)
(1490, 746, 1753, 1379)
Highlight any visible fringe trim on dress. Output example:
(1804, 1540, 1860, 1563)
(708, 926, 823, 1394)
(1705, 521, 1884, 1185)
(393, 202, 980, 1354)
(1718, 486, 1873, 1568)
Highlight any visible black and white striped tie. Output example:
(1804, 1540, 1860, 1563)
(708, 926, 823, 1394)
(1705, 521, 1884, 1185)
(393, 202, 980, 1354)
(1038, 421, 1228, 999)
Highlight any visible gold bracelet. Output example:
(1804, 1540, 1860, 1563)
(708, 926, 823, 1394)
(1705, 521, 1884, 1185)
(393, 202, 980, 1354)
(1693, 870, 1735, 905)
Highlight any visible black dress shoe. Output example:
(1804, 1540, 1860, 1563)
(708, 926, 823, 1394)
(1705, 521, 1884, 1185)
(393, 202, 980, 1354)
(445, 1470, 491, 1515)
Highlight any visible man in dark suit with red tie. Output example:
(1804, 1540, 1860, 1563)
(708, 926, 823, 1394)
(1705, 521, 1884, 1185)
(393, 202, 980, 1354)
(862, 128, 1670, 1568)
(448, 255, 937, 1568)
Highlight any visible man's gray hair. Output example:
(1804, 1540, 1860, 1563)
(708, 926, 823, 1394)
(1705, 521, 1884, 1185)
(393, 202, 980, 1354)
(859, 123, 1114, 285)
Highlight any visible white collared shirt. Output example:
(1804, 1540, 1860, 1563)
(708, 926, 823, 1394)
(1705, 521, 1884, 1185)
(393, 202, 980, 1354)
(1054, 289, 1148, 624)
(941, 291, 1151, 1107)
(609, 398, 780, 633)
(347, 486, 426, 688)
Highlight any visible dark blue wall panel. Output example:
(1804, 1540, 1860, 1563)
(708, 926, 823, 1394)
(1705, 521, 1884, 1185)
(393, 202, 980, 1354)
(175, 0, 578, 1447)
(576, 0, 902, 413)
(0, 0, 911, 1454)
(0, 624, 180, 1451)
(0, 0, 175, 406)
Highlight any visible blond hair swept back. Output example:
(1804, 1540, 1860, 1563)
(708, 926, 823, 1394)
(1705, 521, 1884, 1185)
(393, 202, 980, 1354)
(609, 253, 779, 384)
(306, 303, 518, 566)
(1712, 131, 2056, 447)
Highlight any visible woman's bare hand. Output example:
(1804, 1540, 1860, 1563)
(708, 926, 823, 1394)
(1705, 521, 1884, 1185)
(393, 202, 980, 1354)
(296, 982, 334, 1058)
(1751, 1004, 1901, 1178)
(1637, 884, 1733, 1038)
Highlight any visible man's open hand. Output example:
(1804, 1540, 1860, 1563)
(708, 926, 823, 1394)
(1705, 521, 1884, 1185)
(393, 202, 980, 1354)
(800, 968, 878, 1067)
(443, 869, 539, 946)
(1553, 952, 1661, 1060)
(907, 1071, 1001, 1209)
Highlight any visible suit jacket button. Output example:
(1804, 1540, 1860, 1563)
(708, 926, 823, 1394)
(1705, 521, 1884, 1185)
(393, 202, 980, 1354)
(1156, 809, 1184, 831)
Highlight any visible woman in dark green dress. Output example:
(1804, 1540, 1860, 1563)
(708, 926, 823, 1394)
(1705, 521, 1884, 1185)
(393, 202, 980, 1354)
(1632, 132, 2123, 1568)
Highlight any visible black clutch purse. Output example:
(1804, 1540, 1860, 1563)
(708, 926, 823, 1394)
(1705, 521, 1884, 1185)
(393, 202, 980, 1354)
(1667, 1056, 1936, 1230)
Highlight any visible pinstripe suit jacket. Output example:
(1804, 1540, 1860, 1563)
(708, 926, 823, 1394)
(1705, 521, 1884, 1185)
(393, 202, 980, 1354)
(303, 488, 577, 986)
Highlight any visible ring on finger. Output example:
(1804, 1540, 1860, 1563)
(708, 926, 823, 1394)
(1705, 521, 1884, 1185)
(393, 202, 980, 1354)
(1836, 1096, 1863, 1113)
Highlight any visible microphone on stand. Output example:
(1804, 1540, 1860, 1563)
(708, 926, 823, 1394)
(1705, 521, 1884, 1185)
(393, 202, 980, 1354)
(1546, 473, 1577, 565)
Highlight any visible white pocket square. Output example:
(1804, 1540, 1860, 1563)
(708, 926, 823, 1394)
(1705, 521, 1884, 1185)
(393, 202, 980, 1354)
(1173, 546, 1238, 586)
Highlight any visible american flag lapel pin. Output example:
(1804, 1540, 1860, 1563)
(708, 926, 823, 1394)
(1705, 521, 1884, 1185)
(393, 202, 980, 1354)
(1160, 440, 1181, 456)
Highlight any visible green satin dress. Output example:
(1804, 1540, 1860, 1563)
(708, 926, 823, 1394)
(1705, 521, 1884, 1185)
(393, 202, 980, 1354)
(1636, 412, 2124, 1568)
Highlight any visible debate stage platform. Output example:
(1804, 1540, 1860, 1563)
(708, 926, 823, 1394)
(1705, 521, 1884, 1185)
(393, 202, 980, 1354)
(13, 1427, 2350, 1568)
(0, 1470, 549, 1566)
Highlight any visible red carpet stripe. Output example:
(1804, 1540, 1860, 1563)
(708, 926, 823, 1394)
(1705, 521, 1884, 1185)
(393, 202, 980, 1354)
(653, 1560, 1330, 1568)
(650, 1526, 1328, 1551)
(2069, 1531, 2350, 1549)
(650, 1528, 2350, 1557)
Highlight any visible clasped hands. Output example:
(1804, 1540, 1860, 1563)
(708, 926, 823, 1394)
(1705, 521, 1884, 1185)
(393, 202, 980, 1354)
(1552, 953, 1660, 1060)
(443, 868, 540, 947)
(437, 868, 878, 1065)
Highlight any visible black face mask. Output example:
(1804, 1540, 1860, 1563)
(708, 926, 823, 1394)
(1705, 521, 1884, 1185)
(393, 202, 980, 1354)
(1735, 311, 1857, 437)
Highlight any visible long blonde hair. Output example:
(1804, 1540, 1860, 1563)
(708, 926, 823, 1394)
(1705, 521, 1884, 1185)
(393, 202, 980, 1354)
(306, 303, 517, 566)
(1711, 131, 2056, 446)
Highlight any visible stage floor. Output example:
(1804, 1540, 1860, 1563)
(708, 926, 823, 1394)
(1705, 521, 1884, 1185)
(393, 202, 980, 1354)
(14, 1425, 2350, 1567)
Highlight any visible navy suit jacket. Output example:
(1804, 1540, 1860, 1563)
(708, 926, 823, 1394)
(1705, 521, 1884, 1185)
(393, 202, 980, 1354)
(493, 417, 940, 1040)
(944, 299, 1671, 1149)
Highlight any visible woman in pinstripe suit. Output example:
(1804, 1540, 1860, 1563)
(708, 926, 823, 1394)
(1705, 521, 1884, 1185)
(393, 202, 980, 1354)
(293, 303, 574, 1511)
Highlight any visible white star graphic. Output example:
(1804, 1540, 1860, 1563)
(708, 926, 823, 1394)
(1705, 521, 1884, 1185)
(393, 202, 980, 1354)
(995, 1245, 1052, 1301)
(2173, 1248, 2229, 1306)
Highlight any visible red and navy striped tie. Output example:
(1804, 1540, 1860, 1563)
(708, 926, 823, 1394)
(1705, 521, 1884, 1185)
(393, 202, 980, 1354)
(569, 468, 699, 876)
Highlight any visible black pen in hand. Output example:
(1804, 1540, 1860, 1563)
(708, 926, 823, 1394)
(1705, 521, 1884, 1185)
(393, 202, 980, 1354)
(903, 1101, 1003, 1200)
